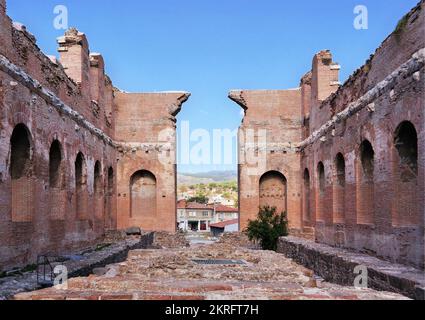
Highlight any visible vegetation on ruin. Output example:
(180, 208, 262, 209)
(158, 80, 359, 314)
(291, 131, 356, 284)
(245, 206, 288, 251)
(394, 13, 409, 42)
(95, 243, 112, 252)
(0, 264, 38, 278)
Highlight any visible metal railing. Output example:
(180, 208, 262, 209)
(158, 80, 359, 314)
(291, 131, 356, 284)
(36, 255, 55, 288)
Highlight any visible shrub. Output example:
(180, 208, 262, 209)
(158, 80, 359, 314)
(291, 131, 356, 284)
(245, 206, 288, 251)
(188, 195, 209, 204)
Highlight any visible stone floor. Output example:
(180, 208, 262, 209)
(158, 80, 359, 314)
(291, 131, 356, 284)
(14, 240, 409, 300)
(0, 233, 153, 300)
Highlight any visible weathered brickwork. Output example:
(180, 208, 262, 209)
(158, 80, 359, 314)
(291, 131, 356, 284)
(231, 2, 425, 270)
(0, 0, 188, 270)
(114, 92, 189, 232)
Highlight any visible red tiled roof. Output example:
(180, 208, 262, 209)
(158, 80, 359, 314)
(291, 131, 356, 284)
(214, 204, 238, 213)
(177, 200, 187, 209)
(185, 202, 214, 210)
(178, 201, 238, 212)
(209, 219, 239, 229)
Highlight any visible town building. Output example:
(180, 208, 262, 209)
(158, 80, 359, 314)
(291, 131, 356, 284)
(210, 219, 239, 237)
(177, 200, 239, 232)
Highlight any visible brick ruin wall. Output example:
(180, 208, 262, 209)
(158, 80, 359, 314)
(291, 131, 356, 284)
(231, 1, 424, 270)
(0, 0, 188, 270)
(114, 92, 189, 232)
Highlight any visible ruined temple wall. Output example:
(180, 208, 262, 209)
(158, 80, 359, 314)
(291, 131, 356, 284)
(0, 2, 117, 269)
(300, 2, 425, 269)
(0, 62, 117, 270)
(114, 92, 190, 232)
(232, 0, 424, 270)
(0, 0, 190, 269)
(231, 90, 303, 231)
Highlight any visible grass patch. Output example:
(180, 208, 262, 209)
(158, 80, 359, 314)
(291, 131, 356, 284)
(0, 264, 38, 278)
(95, 243, 112, 252)
(394, 14, 409, 42)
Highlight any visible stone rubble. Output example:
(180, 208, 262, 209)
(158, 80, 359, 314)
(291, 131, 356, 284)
(0, 232, 153, 300)
(152, 232, 190, 249)
(14, 238, 409, 300)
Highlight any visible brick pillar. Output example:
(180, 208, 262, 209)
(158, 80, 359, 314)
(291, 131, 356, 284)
(311, 50, 340, 102)
(57, 28, 91, 98)
(309, 50, 341, 133)
(89, 53, 106, 129)
(89, 53, 105, 103)
(300, 72, 312, 139)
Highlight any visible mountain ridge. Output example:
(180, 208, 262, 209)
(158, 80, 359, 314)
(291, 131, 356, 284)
(178, 170, 237, 185)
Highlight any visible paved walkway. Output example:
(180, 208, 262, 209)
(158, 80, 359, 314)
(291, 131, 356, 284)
(14, 241, 408, 300)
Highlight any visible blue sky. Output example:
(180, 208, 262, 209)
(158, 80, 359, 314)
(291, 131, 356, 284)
(8, 0, 418, 173)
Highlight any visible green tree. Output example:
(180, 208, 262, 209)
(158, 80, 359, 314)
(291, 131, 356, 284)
(188, 195, 209, 204)
(245, 206, 288, 251)
(222, 192, 231, 200)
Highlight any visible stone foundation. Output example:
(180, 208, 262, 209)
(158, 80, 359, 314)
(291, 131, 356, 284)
(0, 232, 154, 300)
(14, 240, 408, 300)
(277, 236, 425, 300)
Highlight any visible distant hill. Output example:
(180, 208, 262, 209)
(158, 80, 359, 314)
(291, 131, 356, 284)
(178, 170, 237, 186)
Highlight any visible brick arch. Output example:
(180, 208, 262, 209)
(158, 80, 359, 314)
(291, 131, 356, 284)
(105, 166, 114, 229)
(49, 139, 66, 220)
(259, 170, 287, 215)
(357, 140, 375, 225)
(316, 162, 325, 222)
(75, 152, 88, 220)
(49, 140, 63, 188)
(333, 153, 346, 224)
(303, 168, 311, 223)
(10, 123, 34, 222)
(94, 160, 104, 220)
(130, 170, 157, 221)
(392, 121, 419, 227)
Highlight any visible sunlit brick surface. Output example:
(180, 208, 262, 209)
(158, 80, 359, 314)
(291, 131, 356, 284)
(0, 0, 189, 270)
(231, 2, 424, 270)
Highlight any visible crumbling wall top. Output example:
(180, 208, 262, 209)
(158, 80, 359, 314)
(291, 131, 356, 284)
(90, 53, 105, 70)
(57, 28, 89, 53)
(228, 90, 248, 111)
(300, 71, 312, 86)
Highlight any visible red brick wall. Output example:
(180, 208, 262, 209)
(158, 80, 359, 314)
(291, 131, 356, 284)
(233, 1, 424, 269)
(0, 1, 189, 270)
(230, 89, 303, 231)
(301, 2, 424, 269)
(114, 92, 190, 232)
